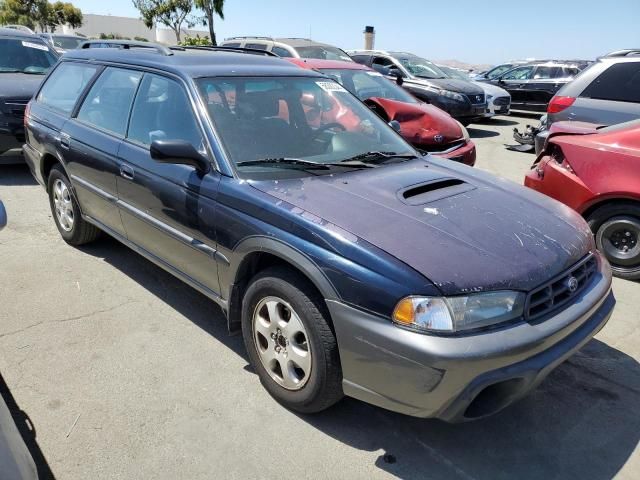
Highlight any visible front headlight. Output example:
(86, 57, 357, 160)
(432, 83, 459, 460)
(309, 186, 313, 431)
(438, 89, 466, 102)
(392, 291, 526, 333)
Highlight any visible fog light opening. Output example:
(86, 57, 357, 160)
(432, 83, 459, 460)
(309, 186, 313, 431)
(464, 378, 525, 419)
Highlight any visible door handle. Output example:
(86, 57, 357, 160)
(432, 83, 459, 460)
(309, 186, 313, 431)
(120, 164, 134, 180)
(59, 133, 70, 150)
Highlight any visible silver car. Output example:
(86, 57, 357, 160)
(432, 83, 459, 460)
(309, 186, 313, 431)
(220, 36, 352, 61)
(536, 51, 640, 153)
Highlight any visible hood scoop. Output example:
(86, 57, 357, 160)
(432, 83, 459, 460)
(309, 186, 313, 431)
(399, 178, 475, 205)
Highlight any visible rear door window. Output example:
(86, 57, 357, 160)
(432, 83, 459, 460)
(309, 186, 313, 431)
(76, 67, 143, 136)
(37, 62, 100, 114)
(502, 66, 534, 80)
(271, 46, 293, 57)
(127, 73, 203, 148)
(533, 66, 562, 79)
(245, 43, 267, 50)
(581, 62, 640, 103)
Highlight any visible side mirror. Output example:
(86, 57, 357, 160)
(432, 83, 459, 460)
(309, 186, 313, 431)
(388, 120, 401, 133)
(0, 200, 6, 231)
(150, 140, 210, 173)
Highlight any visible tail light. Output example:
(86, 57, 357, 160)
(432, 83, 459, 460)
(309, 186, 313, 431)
(547, 96, 575, 114)
(23, 101, 31, 129)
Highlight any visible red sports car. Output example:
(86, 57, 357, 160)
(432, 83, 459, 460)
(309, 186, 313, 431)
(525, 120, 640, 280)
(288, 58, 476, 166)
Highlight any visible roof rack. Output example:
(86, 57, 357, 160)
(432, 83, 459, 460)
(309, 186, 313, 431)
(224, 36, 274, 41)
(602, 49, 640, 58)
(179, 45, 278, 57)
(80, 39, 176, 56)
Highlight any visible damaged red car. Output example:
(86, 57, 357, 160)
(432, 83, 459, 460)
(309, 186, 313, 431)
(525, 119, 640, 280)
(288, 58, 476, 166)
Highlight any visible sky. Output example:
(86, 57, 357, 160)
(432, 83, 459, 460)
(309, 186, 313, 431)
(72, 0, 640, 65)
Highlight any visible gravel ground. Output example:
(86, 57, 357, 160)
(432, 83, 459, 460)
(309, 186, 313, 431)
(0, 113, 638, 480)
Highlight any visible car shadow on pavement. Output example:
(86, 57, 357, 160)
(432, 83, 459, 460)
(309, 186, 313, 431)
(78, 238, 639, 480)
(77, 237, 246, 358)
(480, 118, 520, 127)
(0, 164, 38, 186)
(0, 373, 55, 479)
(467, 127, 500, 139)
(299, 338, 640, 480)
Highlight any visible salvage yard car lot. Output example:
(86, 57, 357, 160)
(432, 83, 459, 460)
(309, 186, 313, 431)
(1, 113, 639, 479)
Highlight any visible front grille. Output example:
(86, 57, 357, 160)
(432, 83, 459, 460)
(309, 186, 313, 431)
(525, 255, 597, 322)
(493, 96, 510, 106)
(466, 93, 485, 104)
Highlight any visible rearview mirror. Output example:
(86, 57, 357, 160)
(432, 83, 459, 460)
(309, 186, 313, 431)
(150, 140, 210, 173)
(0, 200, 6, 231)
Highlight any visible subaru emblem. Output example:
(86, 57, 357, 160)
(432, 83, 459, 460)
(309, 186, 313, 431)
(433, 134, 444, 143)
(565, 276, 579, 293)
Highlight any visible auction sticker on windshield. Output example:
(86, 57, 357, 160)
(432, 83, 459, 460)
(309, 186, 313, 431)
(317, 81, 348, 93)
(22, 41, 49, 51)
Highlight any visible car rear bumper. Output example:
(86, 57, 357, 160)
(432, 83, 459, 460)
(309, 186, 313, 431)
(524, 157, 593, 212)
(328, 253, 614, 421)
(434, 139, 476, 166)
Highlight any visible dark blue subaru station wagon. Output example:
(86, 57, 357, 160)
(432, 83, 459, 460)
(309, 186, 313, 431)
(23, 44, 615, 421)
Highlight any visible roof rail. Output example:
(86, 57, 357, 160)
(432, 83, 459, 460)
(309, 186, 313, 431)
(180, 45, 278, 57)
(601, 49, 640, 58)
(224, 36, 274, 41)
(80, 39, 176, 56)
(280, 37, 313, 41)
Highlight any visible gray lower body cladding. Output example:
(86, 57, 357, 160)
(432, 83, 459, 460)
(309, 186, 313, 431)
(328, 257, 614, 421)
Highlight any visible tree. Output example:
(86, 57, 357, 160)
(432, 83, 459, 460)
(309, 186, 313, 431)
(47, 2, 83, 32)
(194, 0, 224, 46)
(133, 0, 194, 43)
(0, 0, 82, 32)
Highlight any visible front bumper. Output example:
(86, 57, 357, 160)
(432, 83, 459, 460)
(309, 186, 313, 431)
(329, 254, 614, 421)
(434, 139, 476, 166)
(485, 98, 511, 117)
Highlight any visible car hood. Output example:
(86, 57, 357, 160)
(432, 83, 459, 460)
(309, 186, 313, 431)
(409, 77, 484, 95)
(250, 159, 593, 295)
(474, 81, 510, 98)
(0, 73, 45, 100)
(367, 97, 463, 146)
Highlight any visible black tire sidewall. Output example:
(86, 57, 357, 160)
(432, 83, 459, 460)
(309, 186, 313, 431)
(241, 270, 338, 412)
(588, 203, 640, 279)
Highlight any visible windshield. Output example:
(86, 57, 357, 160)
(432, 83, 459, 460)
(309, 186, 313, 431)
(295, 46, 353, 62)
(196, 76, 416, 179)
(439, 66, 470, 81)
(390, 53, 447, 79)
(0, 38, 57, 74)
(318, 69, 419, 104)
(486, 64, 514, 79)
(52, 36, 84, 50)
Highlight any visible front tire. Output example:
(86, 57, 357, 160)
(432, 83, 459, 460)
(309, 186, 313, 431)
(241, 266, 343, 413)
(48, 165, 100, 245)
(587, 202, 640, 280)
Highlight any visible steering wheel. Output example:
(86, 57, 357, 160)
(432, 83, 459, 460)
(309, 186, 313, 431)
(311, 122, 346, 140)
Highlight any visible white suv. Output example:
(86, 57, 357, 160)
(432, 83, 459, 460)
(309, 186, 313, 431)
(220, 36, 352, 61)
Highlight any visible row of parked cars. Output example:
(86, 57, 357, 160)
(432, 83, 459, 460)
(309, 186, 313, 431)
(0, 27, 635, 430)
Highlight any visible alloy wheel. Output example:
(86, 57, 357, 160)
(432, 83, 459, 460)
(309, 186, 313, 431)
(252, 296, 312, 390)
(52, 178, 74, 232)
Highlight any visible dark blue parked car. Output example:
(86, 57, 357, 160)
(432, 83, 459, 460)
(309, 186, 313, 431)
(23, 44, 615, 421)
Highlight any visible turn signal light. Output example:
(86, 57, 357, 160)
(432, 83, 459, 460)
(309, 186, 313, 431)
(547, 96, 575, 114)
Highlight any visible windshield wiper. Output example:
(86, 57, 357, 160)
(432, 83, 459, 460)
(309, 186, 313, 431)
(340, 151, 418, 165)
(0, 68, 22, 73)
(236, 158, 331, 169)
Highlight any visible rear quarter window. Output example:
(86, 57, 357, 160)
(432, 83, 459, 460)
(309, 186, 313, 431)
(37, 62, 99, 114)
(581, 62, 640, 103)
(245, 43, 267, 50)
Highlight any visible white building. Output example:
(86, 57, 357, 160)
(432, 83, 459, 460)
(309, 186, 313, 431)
(63, 13, 206, 44)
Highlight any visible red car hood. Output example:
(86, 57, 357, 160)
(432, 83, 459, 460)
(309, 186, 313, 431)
(368, 97, 463, 147)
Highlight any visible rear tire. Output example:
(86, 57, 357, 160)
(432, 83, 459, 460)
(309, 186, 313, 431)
(241, 266, 343, 413)
(48, 164, 100, 246)
(587, 202, 640, 280)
